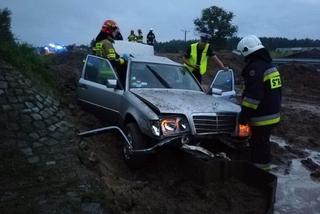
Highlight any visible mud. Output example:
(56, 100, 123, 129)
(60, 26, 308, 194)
(81, 136, 269, 214)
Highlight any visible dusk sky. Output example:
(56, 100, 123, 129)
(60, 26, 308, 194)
(1, 0, 319, 46)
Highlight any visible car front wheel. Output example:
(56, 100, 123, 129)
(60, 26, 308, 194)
(123, 122, 148, 168)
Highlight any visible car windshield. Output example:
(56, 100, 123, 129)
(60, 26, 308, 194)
(129, 62, 202, 91)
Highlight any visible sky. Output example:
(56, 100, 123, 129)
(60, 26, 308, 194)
(0, 0, 320, 46)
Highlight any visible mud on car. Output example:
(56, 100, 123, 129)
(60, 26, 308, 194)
(77, 41, 249, 167)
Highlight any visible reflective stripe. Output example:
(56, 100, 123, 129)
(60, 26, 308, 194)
(95, 43, 103, 49)
(249, 113, 280, 126)
(107, 53, 116, 59)
(254, 163, 272, 171)
(107, 48, 116, 60)
(242, 97, 260, 110)
(93, 43, 104, 57)
(199, 43, 209, 75)
(242, 100, 258, 110)
(263, 67, 280, 82)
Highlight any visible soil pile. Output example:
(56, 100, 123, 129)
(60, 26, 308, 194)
(287, 49, 320, 59)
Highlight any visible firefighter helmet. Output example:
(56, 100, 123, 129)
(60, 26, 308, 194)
(101, 20, 118, 35)
(237, 35, 264, 57)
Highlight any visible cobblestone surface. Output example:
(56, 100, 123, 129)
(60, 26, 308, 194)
(0, 61, 109, 213)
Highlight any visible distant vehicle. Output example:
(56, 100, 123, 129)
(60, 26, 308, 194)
(40, 43, 66, 55)
(77, 41, 249, 166)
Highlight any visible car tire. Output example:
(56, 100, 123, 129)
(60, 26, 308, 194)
(123, 122, 148, 168)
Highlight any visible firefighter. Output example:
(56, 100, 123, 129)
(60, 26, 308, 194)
(236, 35, 282, 171)
(93, 20, 125, 64)
(183, 33, 225, 83)
(93, 20, 126, 84)
(128, 30, 137, 42)
(136, 29, 143, 43)
(147, 28, 156, 46)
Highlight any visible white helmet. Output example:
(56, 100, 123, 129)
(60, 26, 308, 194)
(237, 35, 264, 56)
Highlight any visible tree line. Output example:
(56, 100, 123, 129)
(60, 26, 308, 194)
(155, 5, 320, 53)
(154, 37, 320, 53)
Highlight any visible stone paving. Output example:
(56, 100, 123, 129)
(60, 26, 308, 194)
(0, 60, 109, 213)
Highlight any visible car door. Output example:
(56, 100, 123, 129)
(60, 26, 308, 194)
(78, 54, 124, 123)
(209, 69, 236, 100)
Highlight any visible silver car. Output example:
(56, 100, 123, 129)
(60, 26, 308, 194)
(78, 41, 245, 166)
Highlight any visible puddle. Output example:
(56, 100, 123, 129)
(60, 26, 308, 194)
(271, 136, 320, 214)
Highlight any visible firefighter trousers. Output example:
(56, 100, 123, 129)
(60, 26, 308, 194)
(249, 125, 275, 164)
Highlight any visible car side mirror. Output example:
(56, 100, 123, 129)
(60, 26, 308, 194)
(106, 79, 117, 88)
(211, 88, 223, 96)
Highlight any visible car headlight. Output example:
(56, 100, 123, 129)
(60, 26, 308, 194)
(160, 116, 189, 136)
(151, 122, 161, 137)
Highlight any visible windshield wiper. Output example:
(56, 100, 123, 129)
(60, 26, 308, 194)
(146, 65, 172, 88)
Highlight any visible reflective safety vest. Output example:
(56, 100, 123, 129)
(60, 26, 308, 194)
(241, 65, 282, 127)
(184, 42, 209, 75)
(128, 34, 136, 42)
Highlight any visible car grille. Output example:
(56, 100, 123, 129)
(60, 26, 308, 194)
(193, 113, 237, 135)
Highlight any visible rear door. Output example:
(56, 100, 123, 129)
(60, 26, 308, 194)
(78, 55, 124, 122)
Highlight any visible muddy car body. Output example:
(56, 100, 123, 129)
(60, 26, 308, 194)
(77, 41, 243, 162)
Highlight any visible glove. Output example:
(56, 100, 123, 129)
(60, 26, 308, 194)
(122, 53, 130, 61)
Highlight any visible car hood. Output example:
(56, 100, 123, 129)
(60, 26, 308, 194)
(130, 89, 240, 115)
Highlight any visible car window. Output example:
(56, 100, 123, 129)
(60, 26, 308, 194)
(211, 70, 233, 92)
(129, 62, 202, 91)
(84, 55, 116, 86)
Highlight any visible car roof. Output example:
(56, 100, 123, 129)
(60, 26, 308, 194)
(114, 40, 181, 66)
(130, 55, 181, 66)
(114, 41, 154, 57)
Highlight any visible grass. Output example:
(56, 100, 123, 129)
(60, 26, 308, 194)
(0, 41, 58, 95)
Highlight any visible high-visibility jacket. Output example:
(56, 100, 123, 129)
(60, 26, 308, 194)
(184, 42, 209, 75)
(240, 59, 282, 126)
(128, 34, 137, 42)
(136, 34, 143, 43)
(93, 38, 124, 65)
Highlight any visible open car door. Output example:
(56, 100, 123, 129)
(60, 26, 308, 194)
(77, 55, 124, 122)
(209, 69, 236, 100)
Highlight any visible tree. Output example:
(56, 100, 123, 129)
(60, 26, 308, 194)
(194, 6, 237, 50)
(0, 8, 14, 44)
